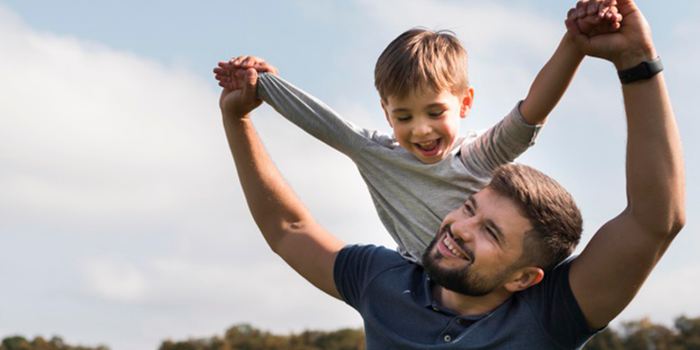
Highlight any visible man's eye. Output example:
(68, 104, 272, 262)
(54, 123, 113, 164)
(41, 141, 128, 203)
(486, 227, 498, 241)
(464, 204, 474, 215)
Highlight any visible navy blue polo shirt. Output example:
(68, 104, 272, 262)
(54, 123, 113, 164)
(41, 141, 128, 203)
(334, 244, 600, 349)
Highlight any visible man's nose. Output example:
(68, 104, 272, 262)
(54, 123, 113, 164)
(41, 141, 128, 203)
(450, 219, 476, 243)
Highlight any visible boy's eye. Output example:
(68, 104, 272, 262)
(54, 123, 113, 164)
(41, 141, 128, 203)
(396, 116, 412, 122)
(429, 110, 446, 118)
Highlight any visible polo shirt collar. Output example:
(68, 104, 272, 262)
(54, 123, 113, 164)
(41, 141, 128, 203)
(417, 271, 496, 323)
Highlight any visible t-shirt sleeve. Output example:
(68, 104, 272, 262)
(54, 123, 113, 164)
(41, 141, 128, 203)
(523, 257, 603, 349)
(256, 72, 374, 157)
(333, 244, 405, 308)
(460, 101, 542, 178)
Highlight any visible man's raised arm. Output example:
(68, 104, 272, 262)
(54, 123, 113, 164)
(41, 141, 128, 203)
(566, 0, 686, 329)
(219, 63, 345, 299)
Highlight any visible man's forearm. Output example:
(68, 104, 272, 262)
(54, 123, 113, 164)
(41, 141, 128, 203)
(224, 116, 311, 250)
(519, 33, 584, 125)
(621, 70, 685, 236)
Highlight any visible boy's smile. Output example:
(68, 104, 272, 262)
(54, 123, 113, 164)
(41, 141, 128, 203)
(383, 87, 474, 164)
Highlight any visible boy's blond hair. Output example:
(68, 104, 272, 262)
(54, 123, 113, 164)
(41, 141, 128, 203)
(374, 28, 470, 102)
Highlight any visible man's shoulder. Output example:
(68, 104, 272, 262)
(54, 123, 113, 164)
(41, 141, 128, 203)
(337, 244, 412, 271)
(334, 244, 422, 307)
(521, 256, 577, 297)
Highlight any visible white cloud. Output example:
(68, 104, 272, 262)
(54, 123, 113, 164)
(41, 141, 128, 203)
(0, 4, 368, 348)
(354, 0, 561, 56)
(615, 263, 700, 327)
(82, 257, 148, 302)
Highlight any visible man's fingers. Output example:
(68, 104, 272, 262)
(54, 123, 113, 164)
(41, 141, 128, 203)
(588, 1, 600, 16)
(576, 0, 589, 18)
(240, 56, 265, 68)
(213, 67, 229, 75)
(231, 56, 249, 67)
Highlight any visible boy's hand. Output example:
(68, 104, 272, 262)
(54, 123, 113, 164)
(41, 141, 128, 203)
(570, 0, 622, 37)
(214, 56, 278, 120)
(214, 56, 279, 91)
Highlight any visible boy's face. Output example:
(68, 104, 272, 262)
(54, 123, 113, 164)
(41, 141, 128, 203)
(382, 87, 474, 164)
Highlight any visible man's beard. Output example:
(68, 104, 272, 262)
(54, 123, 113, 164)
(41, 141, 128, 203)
(422, 228, 507, 297)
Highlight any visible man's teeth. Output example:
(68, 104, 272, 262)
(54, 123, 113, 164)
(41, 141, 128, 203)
(443, 237, 466, 259)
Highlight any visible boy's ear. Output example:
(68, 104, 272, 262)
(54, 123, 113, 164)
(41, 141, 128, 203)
(503, 266, 544, 292)
(460, 87, 475, 119)
(381, 100, 393, 127)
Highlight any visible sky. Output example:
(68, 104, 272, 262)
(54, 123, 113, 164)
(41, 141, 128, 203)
(0, 0, 698, 349)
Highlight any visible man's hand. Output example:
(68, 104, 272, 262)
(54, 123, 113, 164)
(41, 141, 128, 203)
(566, 0, 656, 69)
(213, 56, 279, 120)
(572, 0, 622, 37)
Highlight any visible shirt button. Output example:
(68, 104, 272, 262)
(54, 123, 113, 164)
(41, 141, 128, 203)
(444, 335, 452, 342)
(432, 306, 439, 312)
(456, 319, 463, 325)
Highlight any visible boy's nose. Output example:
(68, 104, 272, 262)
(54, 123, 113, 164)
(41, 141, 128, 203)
(413, 122, 432, 137)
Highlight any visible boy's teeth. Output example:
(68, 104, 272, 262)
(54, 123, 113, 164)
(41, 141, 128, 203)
(418, 140, 438, 150)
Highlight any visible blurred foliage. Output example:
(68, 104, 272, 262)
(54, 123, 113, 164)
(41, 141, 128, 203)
(4, 314, 699, 350)
(584, 315, 700, 350)
(158, 323, 364, 350)
(0, 336, 108, 350)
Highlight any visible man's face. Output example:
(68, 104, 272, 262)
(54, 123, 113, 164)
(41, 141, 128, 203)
(382, 87, 474, 164)
(423, 187, 533, 296)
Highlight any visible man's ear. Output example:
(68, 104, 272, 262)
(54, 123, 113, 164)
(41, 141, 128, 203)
(381, 100, 393, 127)
(460, 87, 475, 119)
(504, 266, 544, 292)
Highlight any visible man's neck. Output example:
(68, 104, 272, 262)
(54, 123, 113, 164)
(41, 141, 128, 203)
(433, 284, 513, 316)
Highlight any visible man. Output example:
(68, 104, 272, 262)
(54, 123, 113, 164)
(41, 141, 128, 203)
(218, 0, 685, 348)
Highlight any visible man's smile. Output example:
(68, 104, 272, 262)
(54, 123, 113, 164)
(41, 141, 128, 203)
(439, 225, 471, 262)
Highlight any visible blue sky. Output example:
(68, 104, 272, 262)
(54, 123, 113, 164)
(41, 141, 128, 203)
(1, 1, 698, 349)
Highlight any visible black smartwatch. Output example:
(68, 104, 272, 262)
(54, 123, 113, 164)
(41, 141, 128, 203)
(617, 57, 663, 84)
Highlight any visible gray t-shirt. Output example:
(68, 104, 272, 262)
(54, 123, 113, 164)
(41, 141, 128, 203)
(257, 73, 542, 263)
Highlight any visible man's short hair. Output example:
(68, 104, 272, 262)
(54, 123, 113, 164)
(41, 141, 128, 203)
(374, 28, 470, 102)
(489, 164, 583, 271)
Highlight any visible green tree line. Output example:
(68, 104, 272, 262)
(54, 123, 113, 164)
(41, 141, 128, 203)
(583, 315, 700, 350)
(3, 315, 699, 350)
(0, 335, 108, 350)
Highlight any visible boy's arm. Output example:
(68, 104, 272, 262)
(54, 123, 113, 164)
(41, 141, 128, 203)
(518, 0, 619, 125)
(565, 0, 685, 329)
(518, 32, 584, 125)
(459, 1, 622, 176)
(221, 67, 345, 299)
(217, 57, 375, 158)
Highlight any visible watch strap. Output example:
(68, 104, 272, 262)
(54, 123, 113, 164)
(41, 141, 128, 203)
(617, 57, 663, 84)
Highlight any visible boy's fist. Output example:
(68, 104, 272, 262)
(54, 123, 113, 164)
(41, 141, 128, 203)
(214, 56, 279, 91)
(214, 56, 279, 119)
(569, 0, 622, 37)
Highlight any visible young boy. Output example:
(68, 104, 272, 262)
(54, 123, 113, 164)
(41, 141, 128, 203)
(215, 1, 621, 264)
